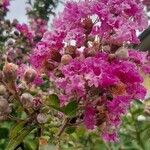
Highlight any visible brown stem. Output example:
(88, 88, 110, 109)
(56, 117, 70, 137)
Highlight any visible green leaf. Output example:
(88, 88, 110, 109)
(0, 128, 9, 139)
(65, 127, 76, 134)
(6, 126, 35, 150)
(46, 94, 63, 112)
(63, 101, 78, 117)
(48, 94, 60, 107)
(9, 120, 26, 139)
(24, 139, 38, 150)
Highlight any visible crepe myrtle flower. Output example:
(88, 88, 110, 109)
(30, 0, 150, 142)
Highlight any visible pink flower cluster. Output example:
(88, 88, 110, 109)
(1, 0, 9, 11)
(52, 0, 147, 45)
(56, 52, 146, 141)
(29, 18, 48, 39)
(31, 0, 149, 142)
(16, 23, 33, 41)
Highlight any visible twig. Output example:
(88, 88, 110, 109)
(56, 117, 70, 137)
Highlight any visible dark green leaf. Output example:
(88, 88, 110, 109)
(63, 101, 78, 117)
(48, 94, 60, 107)
(65, 127, 76, 134)
(9, 120, 26, 139)
(6, 126, 35, 150)
(23, 139, 38, 150)
(0, 128, 9, 139)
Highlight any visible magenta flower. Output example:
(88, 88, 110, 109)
(83, 105, 96, 130)
(30, 0, 150, 142)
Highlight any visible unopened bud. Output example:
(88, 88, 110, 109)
(0, 115, 8, 121)
(32, 98, 42, 110)
(37, 113, 48, 124)
(115, 47, 129, 59)
(0, 97, 9, 113)
(44, 60, 56, 71)
(61, 54, 73, 65)
(108, 54, 116, 60)
(81, 18, 93, 34)
(21, 93, 33, 108)
(0, 85, 6, 95)
(24, 68, 36, 83)
(13, 30, 20, 38)
(51, 50, 62, 62)
(18, 83, 26, 92)
(3, 63, 18, 81)
(5, 20, 11, 26)
(6, 39, 15, 46)
(12, 19, 18, 26)
(0, 71, 4, 81)
(65, 45, 76, 57)
(84, 47, 96, 57)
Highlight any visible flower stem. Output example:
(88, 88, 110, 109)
(56, 117, 70, 137)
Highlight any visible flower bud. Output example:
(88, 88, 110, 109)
(44, 60, 56, 71)
(20, 93, 33, 108)
(0, 115, 8, 121)
(24, 68, 36, 83)
(50, 50, 62, 62)
(13, 30, 20, 38)
(65, 45, 76, 57)
(81, 18, 93, 34)
(108, 54, 116, 60)
(5, 39, 15, 46)
(0, 97, 9, 113)
(32, 98, 42, 110)
(18, 83, 26, 92)
(37, 113, 48, 124)
(61, 54, 73, 65)
(0, 71, 4, 81)
(3, 63, 18, 81)
(0, 85, 6, 95)
(12, 19, 18, 26)
(5, 20, 11, 26)
(115, 47, 129, 59)
(84, 47, 96, 57)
